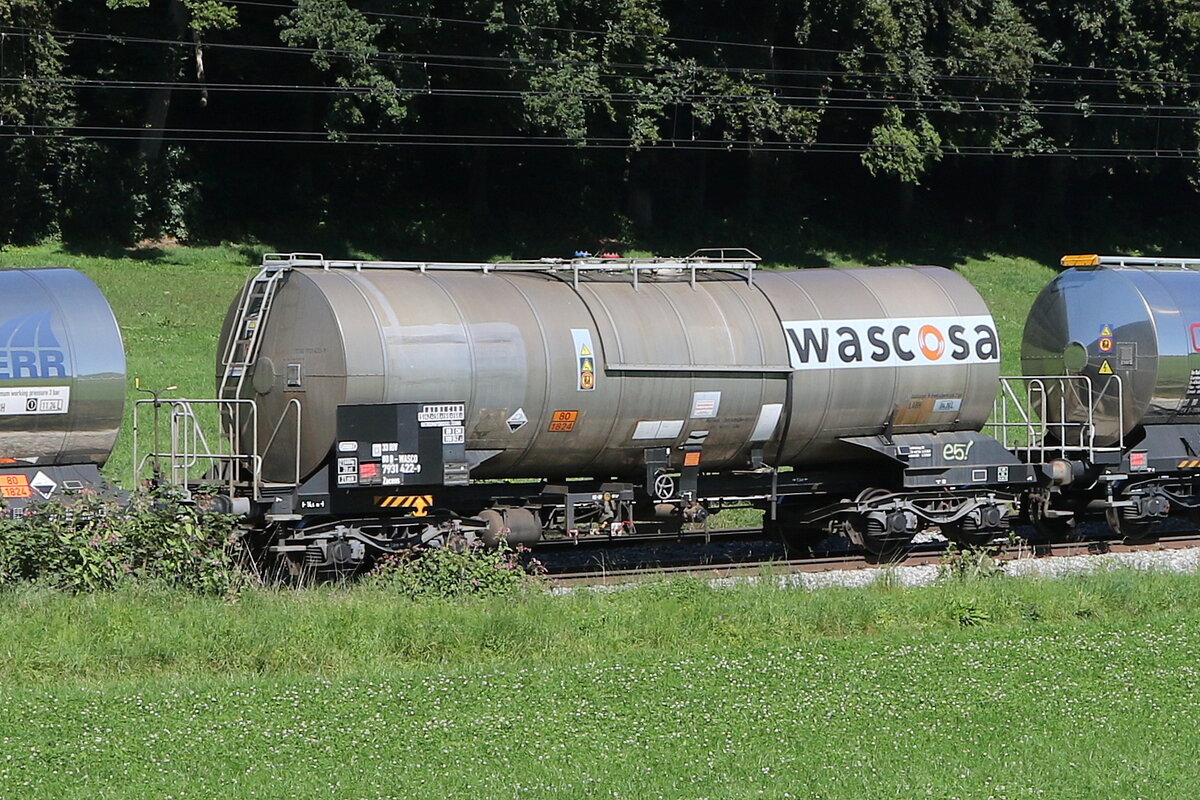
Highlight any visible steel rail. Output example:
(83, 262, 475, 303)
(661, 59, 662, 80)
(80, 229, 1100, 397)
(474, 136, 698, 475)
(548, 532, 1200, 588)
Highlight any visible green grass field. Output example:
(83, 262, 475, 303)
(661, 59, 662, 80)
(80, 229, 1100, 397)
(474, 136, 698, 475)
(4, 571, 1200, 798)
(0, 242, 1057, 483)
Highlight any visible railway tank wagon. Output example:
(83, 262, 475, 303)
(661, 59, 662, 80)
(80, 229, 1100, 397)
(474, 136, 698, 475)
(182, 250, 1035, 567)
(1021, 254, 1200, 538)
(0, 268, 126, 514)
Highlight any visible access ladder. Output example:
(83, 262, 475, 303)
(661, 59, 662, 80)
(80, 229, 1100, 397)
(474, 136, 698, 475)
(216, 261, 290, 469)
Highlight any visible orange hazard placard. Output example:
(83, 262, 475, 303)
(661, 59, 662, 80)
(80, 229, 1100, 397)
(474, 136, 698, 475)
(0, 474, 31, 498)
(548, 410, 579, 432)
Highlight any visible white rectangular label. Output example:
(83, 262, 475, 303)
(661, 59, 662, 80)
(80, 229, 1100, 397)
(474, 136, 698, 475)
(750, 403, 783, 442)
(632, 420, 684, 441)
(781, 316, 999, 370)
(442, 425, 465, 444)
(633, 421, 662, 440)
(658, 420, 683, 439)
(0, 385, 71, 416)
(418, 404, 465, 425)
(933, 397, 962, 413)
(690, 391, 721, 419)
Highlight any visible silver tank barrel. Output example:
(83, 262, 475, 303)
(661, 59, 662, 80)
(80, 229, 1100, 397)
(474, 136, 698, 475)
(226, 260, 1000, 482)
(1023, 261, 1200, 445)
(0, 268, 126, 466)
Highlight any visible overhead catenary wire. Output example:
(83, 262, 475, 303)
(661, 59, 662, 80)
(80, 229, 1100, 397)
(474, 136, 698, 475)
(3, 29, 1198, 126)
(0, 124, 1194, 160)
(214, 0, 1200, 84)
(3, 21, 1198, 162)
(3, 25, 1199, 93)
(3, 75, 1198, 126)
(5, 73, 1198, 114)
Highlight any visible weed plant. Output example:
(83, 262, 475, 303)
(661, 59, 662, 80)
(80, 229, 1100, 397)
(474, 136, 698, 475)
(0, 487, 243, 594)
(365, 543, 546, 600)
(937, 541, 1009, 583)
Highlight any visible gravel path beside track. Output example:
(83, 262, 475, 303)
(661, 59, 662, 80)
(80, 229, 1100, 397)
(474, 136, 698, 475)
(555, 542, 1200, 593)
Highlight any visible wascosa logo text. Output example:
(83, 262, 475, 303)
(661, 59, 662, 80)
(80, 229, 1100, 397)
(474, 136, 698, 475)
(782, 315, 999, 370)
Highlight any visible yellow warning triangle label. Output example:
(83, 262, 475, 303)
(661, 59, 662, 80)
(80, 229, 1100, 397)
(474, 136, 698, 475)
(581, 358, 593, 372)
(1099, 360, 1114, 375)
(580, 344, 592, 357)
(1100, 325, 1112, 337)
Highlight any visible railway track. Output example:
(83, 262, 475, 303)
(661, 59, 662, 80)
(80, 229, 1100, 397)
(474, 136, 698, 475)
(547, 531, 1200, 588)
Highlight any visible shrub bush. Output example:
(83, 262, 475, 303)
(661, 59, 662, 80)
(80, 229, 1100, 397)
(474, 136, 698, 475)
(366, 543, 545, 600)
(0, 486, 245, 594)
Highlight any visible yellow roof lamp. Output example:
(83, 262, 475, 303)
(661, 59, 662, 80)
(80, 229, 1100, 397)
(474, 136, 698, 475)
(1061, 254, 1200, 269)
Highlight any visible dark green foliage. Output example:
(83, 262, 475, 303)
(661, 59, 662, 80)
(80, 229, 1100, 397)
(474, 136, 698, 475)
(0, 487, 245, 594)
(365, 542, 545, 600)
(0, 0, 77, 243)
(4, 1, 1200, 250)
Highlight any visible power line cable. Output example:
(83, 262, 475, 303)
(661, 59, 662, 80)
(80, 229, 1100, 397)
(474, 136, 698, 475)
(2, 123, 1194, 159)
(5, 74, 1197, 125)
(5, 25, 1198, 92)
(217, 0, 1200, 83)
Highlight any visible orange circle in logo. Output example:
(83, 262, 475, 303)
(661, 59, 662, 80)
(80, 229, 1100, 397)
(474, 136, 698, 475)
(918, 325, 945, 360)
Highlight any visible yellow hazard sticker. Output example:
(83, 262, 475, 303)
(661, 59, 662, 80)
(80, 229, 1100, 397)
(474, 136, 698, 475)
(376, 495, 433, 516)
(1098, 360, 1114, 375)
(571, 329, 596, 391)
(1100, 324, 1113, 337)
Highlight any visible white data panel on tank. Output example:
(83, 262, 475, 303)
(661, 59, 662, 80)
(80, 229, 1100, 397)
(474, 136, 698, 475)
(782, 315, 999, 370)
(0, 385, 70, 415)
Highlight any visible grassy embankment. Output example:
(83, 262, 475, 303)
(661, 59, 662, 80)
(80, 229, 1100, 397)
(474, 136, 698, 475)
(3, 571, 1200, 798)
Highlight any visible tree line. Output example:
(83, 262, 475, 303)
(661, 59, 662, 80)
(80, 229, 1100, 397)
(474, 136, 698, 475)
(2, 0, 1199, 255)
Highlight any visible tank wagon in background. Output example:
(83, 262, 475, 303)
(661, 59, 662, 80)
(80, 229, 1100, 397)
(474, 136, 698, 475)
(138, 249, 1037, 570)
(0, 268, 126, 512)
(1015, 254, 1200, 539)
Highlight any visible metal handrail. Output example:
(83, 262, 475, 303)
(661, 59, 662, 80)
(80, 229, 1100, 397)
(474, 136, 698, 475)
(1090, 256, 1200, 270)
(133, 397, 302, 499)
(260, 251, 761, 276)
(260, 398, 303, 486)
(990, 374, 1125, 463)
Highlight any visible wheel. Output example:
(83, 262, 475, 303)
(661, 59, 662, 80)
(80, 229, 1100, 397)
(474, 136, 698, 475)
(1105, 506, 1156, 543)
(940, 522, 998, 549)
(847, 488, 913, 562)
(1026, 495, 1075, 541)
(764, 502, 821, 557)
(942, 503, 1007, 549)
